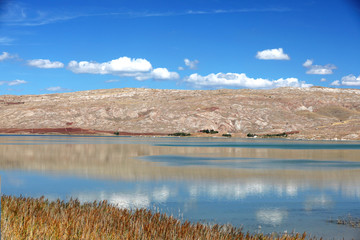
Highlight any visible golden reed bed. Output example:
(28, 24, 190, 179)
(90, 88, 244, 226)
(1, 195, 318, 240)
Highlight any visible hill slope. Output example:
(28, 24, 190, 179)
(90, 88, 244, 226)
(1, 87, 360, 140)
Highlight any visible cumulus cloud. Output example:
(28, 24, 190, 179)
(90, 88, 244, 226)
(132, 68, 180, 81)
(303, 59, 336, 75)
(331, 74, 360, 87)
(184, 58, 199, 69)
(45, 86, 71, 92)
(340, 74, 360, 86)
(330, 80, 340, 86)
(68, 57, 152, 74)
(320, 78, 327, 82)
(27, 59, 64, 69)
(0, 52, 14, 61)
(184, 72, 312, 89)
(178, 58, 199, 71)
(68, 57, 179, 80)
(256, 48, 290, 60)
(146, 67, 180, 80)
(0, 79, 27, 86)
(302, 59, 313, 67)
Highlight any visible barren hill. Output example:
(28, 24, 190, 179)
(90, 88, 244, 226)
(1, 87, 360, 140)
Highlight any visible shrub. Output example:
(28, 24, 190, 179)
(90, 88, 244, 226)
(200, 129, 219, 134)
(168, 132, 191, 136)
(247, 133, 257, 137)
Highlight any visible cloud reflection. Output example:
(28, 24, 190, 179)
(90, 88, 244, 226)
(256, 209, 288, 226)
(73, 186, 171, 209)
(75, 192, 150, 209)
(188, 181, 301, 200)
(152, 186, 170, 203)
(304, 195, 334, 212)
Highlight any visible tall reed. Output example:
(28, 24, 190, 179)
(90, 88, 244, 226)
(1, 195, 318, 239)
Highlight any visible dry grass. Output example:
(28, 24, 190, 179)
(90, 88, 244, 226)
(1, 195, 320, 240)
(329, 214, 360, 228)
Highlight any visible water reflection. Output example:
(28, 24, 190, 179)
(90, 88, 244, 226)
(1, 136, 360, 239)
(256, 209, 288, 226)
(77, 192, 151, 209)
(304, 195, 334, 212)
(189, 181, 303, 200)
(1, 169, 360, 239)
(141, 155, 360, 169)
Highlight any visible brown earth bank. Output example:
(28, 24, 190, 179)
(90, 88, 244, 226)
(1, 86, 360, 140)
(0, 127, 168, 136)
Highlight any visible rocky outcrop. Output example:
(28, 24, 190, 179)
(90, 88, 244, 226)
(1, 87, 360, 140)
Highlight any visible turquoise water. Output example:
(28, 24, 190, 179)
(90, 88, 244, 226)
(1, 135, 360, 239)
(141, 155, 360, 169)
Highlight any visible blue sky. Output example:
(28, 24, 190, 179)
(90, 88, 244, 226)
(0, 0, 360, 94)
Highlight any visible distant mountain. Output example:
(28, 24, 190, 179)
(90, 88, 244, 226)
(1, 87, 359, 140)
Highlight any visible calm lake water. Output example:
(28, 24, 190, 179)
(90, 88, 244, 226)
(1, 135, 360, 239)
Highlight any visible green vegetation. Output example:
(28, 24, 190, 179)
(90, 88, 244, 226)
(200, 129, 219, 134)
(247, 132, 288, 138)
(262, 132, 288, 138)
(114, 131, 120, 135)
(168, 132, 191, 136)
(1, 195, 320, 240)
(247, 133, 257, 138)
(222, 133, 232, 137)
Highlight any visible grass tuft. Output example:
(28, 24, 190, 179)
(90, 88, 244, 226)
(1, 195, 321, 239)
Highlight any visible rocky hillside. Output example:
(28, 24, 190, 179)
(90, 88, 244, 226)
(1, 87, 360, 140)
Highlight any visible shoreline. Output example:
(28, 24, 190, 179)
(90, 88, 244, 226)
(0, 127, 169, 137)
(0, 127, 359, 142)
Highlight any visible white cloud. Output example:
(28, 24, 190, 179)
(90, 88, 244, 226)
(184, 58, 199, 69)
(1, 2, 290, 27)
(105, 79, 120, 83)
(184, 72, 312, 89)
(330, 80, 340, 86)
(303, 59, 336, 75)
(150, 68, 180, 80)
(320, 78, 327, 82)
(45, 86, 71, 92)
(68, 57, 179, 81)
(340, 74, 360, 86)
(27, 59, 64, 69)
(2, 2, 84, 27)
(0, 79, 27, 86)
(134, 68, 180, 81)
(302, 59, 313, 67)
(0, 37, 14, 45)
(178, 66, 185, 71)
(68, 57, 152, 74)
(0, 52, 13, 61)
(306, 65, 336, 75)
(256, 48, 290, 60)
(8, 79, 27, 86)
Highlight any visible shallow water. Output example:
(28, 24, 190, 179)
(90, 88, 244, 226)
(1, 135, 360, 239)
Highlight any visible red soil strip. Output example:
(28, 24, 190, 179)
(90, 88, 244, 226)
(203, 107, 219, 112)
(0, 128, 168, 136)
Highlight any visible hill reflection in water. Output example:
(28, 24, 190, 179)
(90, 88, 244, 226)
(1, 136, 360, 239)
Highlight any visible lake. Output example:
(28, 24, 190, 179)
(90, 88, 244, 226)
(1, 135, 360, 239)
